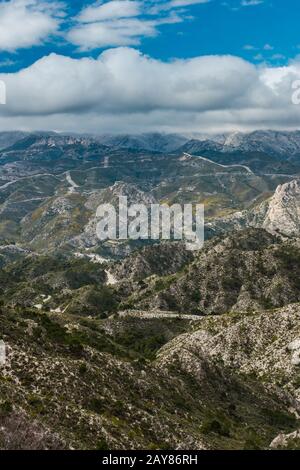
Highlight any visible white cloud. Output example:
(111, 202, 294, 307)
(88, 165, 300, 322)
(0, 0, 210, 52)
(0, 48, 262, 115)
(224, 0, 264, 11)
(0, 47, 300, 134)
(0, 0, 65, 52)
(169, 0, 209, 5)
(263, 44, 274, 51)
(67, 0, 199, 50)
(0, 58, 17, 67)
(78, 1, 141, 22)
(67, 18, 159, 49)
(149, 0, 210, 13)
(271, 54, 286, 61)
(241, 0, 264, 6)
(67, 1, 154, 50)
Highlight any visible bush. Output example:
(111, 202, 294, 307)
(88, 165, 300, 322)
(89, 398, 106, 415)
(0, 401, 13, 417)
(96, 438, 109, 450)
(201, 416, 231, 437)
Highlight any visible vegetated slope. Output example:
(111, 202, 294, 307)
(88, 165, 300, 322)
(1, 224, 300, 449)
(0, 241, 195, 315)
(2, 226, 300, 319)
(0, 254, 118, 317)
(112, 242, 194, 282)
(119, 229, 300, 315)
(157, 301, 300, 449)
(1, 306, 299, 450)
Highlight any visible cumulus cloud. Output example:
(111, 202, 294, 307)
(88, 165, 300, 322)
(169, 0, 210, 5)
(0, 47, 300, 133)
(148, 0, 210, 13)
(67, 1, 184, 50)
(0, 0, 65, 52)
(78, 1, 141, 22)
(0, 48, 263, 114)
(0, 0, 209, 52)
(67, 18, 159, 49)
(241, 0, 264, 6)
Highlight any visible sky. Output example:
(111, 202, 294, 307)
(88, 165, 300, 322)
(0, 0, 300, 134)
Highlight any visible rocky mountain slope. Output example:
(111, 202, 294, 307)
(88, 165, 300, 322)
(1, 303, 300, 450)
(208, 179, 300, 238)
(117, 229, 300, 315)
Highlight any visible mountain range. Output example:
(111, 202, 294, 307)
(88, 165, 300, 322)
(2, 130, 300, 450)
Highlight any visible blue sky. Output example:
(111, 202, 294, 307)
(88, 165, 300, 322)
(131, 0, 300, 65)
(0, 0, 298, 71)
(0, 0, 300, 134)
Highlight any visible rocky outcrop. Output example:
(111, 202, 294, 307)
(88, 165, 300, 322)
(209, 179, 300, 238)
(270, 430, 300, 449)
(262, 180, 300, 236)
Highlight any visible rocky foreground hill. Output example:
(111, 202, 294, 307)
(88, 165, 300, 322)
(2, 298, 300, 450)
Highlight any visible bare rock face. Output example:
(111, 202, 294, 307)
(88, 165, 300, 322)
(209, 179, 300, 239)
(262, 180, 300, 237)
(270, 430, 300, 449)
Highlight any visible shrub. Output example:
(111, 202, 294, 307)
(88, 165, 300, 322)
(201, 416, 231, 437)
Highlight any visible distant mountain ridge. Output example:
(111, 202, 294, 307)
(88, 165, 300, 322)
(96, 132, 189, 153)
(3, 129, 300, 156)
(180, 130, 300, 157)
(0, 131, 30, 150)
